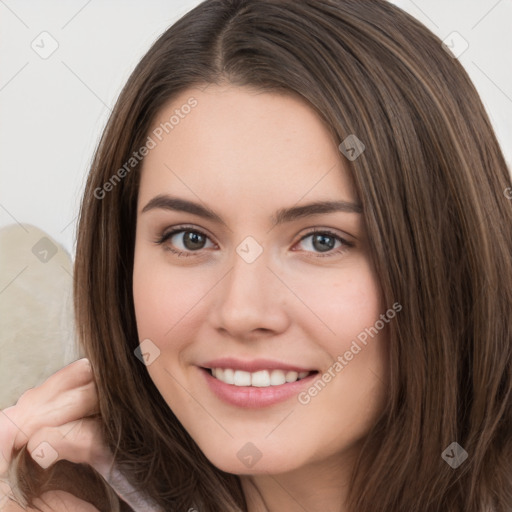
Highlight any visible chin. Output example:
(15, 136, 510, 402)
(200, 441, 309, 475)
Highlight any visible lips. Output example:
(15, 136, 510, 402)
(198, 357, 319, 407)
(200, 367, 318, 408)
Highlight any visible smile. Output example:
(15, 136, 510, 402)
(208, 368, 313, 387)
(199, 366, 319, 408)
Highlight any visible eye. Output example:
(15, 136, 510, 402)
(154, 226, 354, 259)
(154, 226, 215, 257)
(294, 229, 353, 257)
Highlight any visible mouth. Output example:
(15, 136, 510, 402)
(199, 363, 320, 408)
(202, 367, 317, 387)
(198, 357, 320, 407)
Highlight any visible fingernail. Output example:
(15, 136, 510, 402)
(79, 358, 92, 371)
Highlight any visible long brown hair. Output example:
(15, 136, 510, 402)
(10, 0, 512, 510)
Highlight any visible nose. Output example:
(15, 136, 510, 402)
(211, 245, 291, 340)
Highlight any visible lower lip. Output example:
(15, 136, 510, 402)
(199, 367, 318, 408)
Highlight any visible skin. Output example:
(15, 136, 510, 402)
(132, 84, 390, 512)
(0, 359, 106, 512)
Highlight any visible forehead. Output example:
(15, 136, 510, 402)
(138, 84, 358, 208)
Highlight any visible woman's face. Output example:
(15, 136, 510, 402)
(133, 84, 390, 476)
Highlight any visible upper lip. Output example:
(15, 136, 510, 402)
(200, 357, 316, 373)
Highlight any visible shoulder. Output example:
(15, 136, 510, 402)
(2, 490, 100, 512)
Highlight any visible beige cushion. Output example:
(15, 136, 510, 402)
(0, 224, 80, 410)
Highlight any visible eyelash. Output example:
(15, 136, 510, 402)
(153, 224, 354, 259)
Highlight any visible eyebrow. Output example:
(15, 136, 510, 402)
(141, 194, 362, 225)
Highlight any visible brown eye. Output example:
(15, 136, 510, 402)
(311, 233, 336, 252)
(295, 230, 354, 257)
(180, 231, 207, 250)
(155, 227, 215, 255)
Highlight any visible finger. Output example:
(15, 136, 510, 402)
(9, 358, 94, 442)
(0, 359, 96, 477)
(26, 418, 114, 471)
(16, 359, 93, 410)
(0, 380, 100, 477)
(11, 381, 100, 452)
(1, 358, 93, 435)
(0, 408, 27, 477)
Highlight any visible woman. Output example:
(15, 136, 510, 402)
(1, 0, 511, 510)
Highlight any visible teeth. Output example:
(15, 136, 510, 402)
(223, 368, 235, 384)
(271, 370, 286, 385)
(251, 370, 270, 387)
(285, 371, 298, 382)
(210, 368, 312, 387)
(233, 370, 252, 386)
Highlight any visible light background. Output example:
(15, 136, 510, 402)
(1, 0, 511, 256)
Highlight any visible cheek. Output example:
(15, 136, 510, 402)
(132, 251, 212, 407)
(132, 250, 213, 340)
(288, 258, 384, 349)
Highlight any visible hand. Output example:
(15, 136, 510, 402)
(0, 358, 113, 484)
